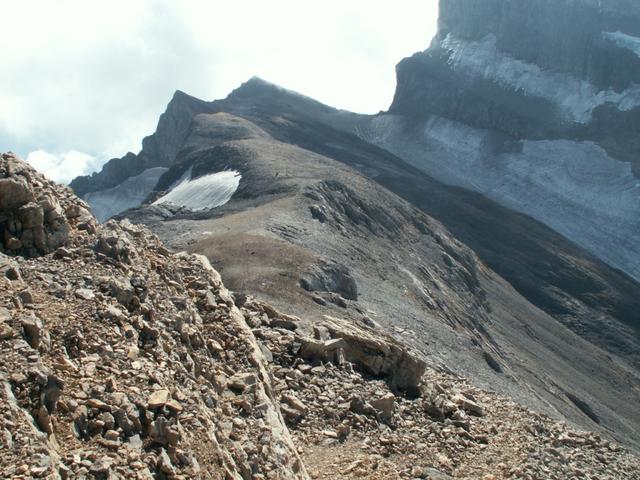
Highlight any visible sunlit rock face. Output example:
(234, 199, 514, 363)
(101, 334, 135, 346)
(364, 0, 640, 280)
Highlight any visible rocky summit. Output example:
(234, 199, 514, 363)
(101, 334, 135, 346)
(2, 157, 640, 477)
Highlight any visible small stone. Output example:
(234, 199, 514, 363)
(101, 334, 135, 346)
(165, 398, 183, 413)
(74, 288, 95, 300)
(86, 398, 111, 411)
(128, 434, 143, 449)
(18, 289, 34, 304)
(148, 389, 170, 408)
(157, 448, 176, 475)
(89, 456, 113, 474)
(454, 394, 484, 417)
(282, 393, 308, 415)
(21, 315, 45, 349)
(370, 393, 396, 421)
(297, 364, 313, 374)
(207, 339, 224, 353)
(35, 405, 53, 434)
(411, 466, 425, 478)
(30, 466, 49, 477)
(228, 373, 257, 392)
(0, 322, 15, 340)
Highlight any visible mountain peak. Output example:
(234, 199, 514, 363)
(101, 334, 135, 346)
(227, 76, 286, 99)
(164, 89, 211, 113)
(170, 88, 206, 103)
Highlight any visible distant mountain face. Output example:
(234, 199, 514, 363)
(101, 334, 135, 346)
(364, 0, 640, 281)
(392, 0, 640, 139)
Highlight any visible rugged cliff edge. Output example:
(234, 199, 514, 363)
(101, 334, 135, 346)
(4, 153, 640, 478)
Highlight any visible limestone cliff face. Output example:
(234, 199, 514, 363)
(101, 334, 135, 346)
(391, 0, 640, 156)
(364, 0, 640, 281)
(437, 0, 640, 90)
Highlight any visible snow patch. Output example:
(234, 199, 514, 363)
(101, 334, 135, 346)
(152, 168, 240, 211)
(441, 34, 640, 123)
(603, 31, 640, 58)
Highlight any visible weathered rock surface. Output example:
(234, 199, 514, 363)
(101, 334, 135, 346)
(96, 103, 640, 452)
(300, 259, 358, 301)
(243, 297, 640, 480)
(0, 152, 96, 258)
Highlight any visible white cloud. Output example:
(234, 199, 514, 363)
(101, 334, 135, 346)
(1, 0, 439, 180)
(25, 150, 101, 185)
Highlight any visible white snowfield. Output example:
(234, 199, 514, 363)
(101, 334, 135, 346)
(360, 114, 640, 281)
(603, 31, 640, 59)
(84, 167, 169, 222)
(152, 168, 241, 211)
(441, 34, 640, 124)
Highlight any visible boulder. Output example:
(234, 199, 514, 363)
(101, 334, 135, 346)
(300, 260, 358, 300)
(313, 316, 427, 393)
(228, 372, 257, 393)
(454, 393, 484, 417)
(94, 221, 138, 263)
(299, 337, 348, 363)
(148, 389, 170, 409)
(0, 176, 32, 209)
(21, 314, 48, 350)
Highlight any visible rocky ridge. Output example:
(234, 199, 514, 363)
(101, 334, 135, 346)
(95, 108, 640, 449)
(253, 310, 640, 479)
(2, 158, 640, 478)
(69, 92, 214, 203)
(1, 153, 306, 479)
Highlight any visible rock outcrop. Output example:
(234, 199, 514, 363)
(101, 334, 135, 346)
(0, 153, 96, 257)
(243, 298, 640, 480)
(300, 260, 358, 302)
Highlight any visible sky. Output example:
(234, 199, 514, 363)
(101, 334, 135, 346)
(0, 0, 439, 184)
